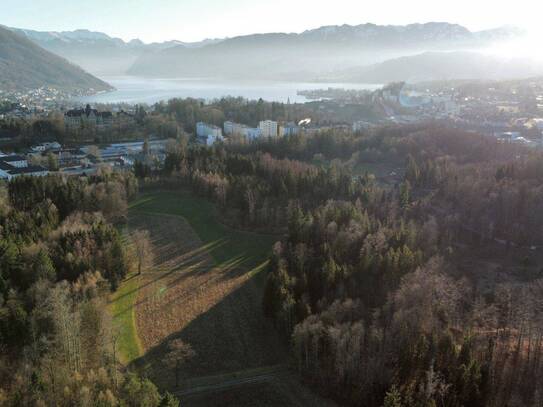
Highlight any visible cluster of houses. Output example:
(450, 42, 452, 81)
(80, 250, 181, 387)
(60, 139, 168, 175)
(0, 138, 170, 181)
(196, 120, 301, 145)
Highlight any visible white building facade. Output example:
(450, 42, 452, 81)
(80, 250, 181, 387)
(197, 122, 223, 138)
(259, 120, 278, 138)
(279, 122, 299, 137)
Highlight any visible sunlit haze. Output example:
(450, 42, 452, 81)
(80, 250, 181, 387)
(2, 0, 543, 42)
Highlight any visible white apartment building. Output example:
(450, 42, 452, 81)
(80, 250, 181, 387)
(196, 122, 223, 138)
(279, 122, 300, 137)
(224, 121, 262, 140)
(224, 121, 235, 135)
(200, 134, 224, 146)
(259, 120, 278, 138)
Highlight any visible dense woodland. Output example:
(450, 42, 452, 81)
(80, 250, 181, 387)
(144, 123, 543, 406)
(0, 172, 178, 406)
(2, 113, 543, 406)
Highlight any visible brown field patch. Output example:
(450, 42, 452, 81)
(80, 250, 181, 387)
(127, 212, 286, 388)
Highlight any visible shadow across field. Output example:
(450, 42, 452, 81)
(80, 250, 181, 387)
(133, 269, 287, 389)
(125, 191, 286, 385)
(119, 190, 338, 406)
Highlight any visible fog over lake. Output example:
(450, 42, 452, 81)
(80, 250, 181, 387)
(77, 76, 382, 104)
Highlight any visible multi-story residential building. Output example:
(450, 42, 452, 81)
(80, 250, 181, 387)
(115, 110, 136, 130)
(199, 134, 223, 146)
(224, 121, 263, 140)
(259, 120, 278, 137)
(244, 127, 262, 140)
(224, 121, 235, 135)
(196, 122, 222, 138)
(64, 104, 114, 132)
(279, 122, 300, 137)
(196, 122, 223, 145)
(232, 122, 246, 136)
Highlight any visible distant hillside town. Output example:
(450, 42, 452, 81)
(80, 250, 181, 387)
(1, 76, 543, 184)
(0, 136, 169, 181)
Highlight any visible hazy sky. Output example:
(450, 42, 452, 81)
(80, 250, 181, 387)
(2, 0, 540, 43)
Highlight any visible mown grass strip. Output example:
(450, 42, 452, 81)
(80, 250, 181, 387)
(109, 274, 143, 364)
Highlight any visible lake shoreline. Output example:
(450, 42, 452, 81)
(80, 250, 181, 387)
(76, 76, 382, 105)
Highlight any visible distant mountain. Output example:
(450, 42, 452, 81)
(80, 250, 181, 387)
(127, 22, 522, 80)
(0, 26, 112, 93)
(326, 51, 543, 83)
(10, 27, 224, 76)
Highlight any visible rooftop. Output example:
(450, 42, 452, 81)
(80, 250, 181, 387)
(7, 165, 48, 175)
(0, 161, 13, 171)
(1, 155, 26, 162)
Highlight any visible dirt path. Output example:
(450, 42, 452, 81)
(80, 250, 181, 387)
(174, 365, 288, 397)
(175, 365, 338, 407)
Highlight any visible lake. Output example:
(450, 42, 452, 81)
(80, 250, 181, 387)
(77, 76, 382, 105)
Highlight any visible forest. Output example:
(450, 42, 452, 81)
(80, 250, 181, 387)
(1, 120, 542, 406)
(139, 123, 543, 406)
(0, 171, 179, 406)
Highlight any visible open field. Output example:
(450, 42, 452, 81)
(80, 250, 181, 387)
(124, 190, 285, 389)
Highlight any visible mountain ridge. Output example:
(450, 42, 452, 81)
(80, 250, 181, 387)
(7, 22, 525, 80)
(9, 27, 225, 76)
(0, 25, 112, 93)
(126, 22, 523, 80)
(321, 51, 543, 83)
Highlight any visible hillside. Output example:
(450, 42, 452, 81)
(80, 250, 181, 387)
(11, 27, 223, 75)
(0, 25, 113, 93)
(127, 23, 521, 80)
(326, 51, 543, 83)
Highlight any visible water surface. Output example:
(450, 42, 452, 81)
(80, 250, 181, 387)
(78, 76, 382, 104)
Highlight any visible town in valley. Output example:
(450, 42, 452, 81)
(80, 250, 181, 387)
(2, 3, 543, 407)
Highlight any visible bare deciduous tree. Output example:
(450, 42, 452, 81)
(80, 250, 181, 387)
(132, 230, 154, 275)
(164, 339, 195, 387)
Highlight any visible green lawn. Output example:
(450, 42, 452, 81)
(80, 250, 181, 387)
(129, 190, 277, 269)
(109, 273, 143, 364)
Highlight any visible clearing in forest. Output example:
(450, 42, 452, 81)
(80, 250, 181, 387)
(122, 190, 286, 389)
